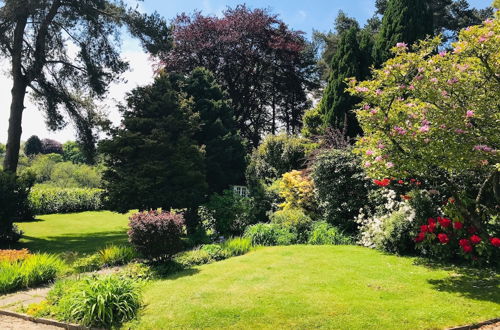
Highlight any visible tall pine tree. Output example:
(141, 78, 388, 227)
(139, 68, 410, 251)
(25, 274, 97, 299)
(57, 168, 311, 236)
(184, 68, 247, 194)
(373, 0, 434, 64)
(319, 27, 364, 138)
(100, 74, 207, 214)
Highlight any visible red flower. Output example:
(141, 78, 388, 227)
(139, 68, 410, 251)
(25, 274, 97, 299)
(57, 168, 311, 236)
(402, 195, 412, 200)
(428, 218, 436, 225)
(459, 239, 470, 248)
(448, 197, 456, 204)
(453, 222, 463, 230)
(398, 180, 404, 184)
(415, 232, 426, 243)
(437, 233, 449, 244)
(416, 181, 422, 186)
(374, 178, 390, 187)
(467, 226, 477, 234)
(490, 237, 500, 247)
(438, 217, 452, 228)
(420, 225, 428, 233)
(428, 222, 436, 233)
(462, 245, 473, 253)
(410, 179, 416, 183)
(470, 235, 482, 245)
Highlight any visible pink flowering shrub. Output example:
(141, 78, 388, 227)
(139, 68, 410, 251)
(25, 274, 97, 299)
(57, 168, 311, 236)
(128, 210, 185, 259)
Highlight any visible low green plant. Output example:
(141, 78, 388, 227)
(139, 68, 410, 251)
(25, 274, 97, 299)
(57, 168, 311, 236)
(0, 254, 63, 294)
(72, 254, 103, 273)
(270, 208, 313, 243)
(221, 237, 253, 256)
(200, 244, 225, 260)
(49, 275, 141, 328)
(174, 249, 213, 267)
(119, 262, 154, 280)
(244, 223, 297, 246)
(99, 245, 137, 266)
(307, 221, 353, 245)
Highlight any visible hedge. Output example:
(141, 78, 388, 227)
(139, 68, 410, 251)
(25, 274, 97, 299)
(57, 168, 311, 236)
(28, 186, 104, 214)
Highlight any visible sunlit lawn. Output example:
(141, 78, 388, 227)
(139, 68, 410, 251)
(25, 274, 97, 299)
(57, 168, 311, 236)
(15, 211, 130, 254)
(128, 245, 500, 330)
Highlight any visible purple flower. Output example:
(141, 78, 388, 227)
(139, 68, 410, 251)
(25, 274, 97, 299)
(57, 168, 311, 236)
(447, 78, 459, 85)
(419, 125, 430, 133)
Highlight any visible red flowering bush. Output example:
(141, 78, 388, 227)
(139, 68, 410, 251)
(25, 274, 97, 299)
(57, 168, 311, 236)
(128, 210, 185, 260)
(414, 215, 500, 265)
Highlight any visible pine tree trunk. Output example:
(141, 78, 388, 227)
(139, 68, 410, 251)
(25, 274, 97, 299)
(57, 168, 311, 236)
(3, 78, 27, 173)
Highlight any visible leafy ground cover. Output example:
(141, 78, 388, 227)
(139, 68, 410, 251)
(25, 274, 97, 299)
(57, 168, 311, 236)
(128, 245, 500, 330)
(15, 211, 129, 254)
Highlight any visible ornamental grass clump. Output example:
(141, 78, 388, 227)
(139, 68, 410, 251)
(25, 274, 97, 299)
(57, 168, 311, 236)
(128, 210, 185, 260)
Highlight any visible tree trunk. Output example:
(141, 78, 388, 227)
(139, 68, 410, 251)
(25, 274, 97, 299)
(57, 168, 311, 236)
(3, 78, 27, 173)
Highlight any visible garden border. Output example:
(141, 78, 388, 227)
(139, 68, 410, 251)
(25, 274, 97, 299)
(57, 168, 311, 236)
(447, 318, 500, 330)
(0, 309, 92, 330)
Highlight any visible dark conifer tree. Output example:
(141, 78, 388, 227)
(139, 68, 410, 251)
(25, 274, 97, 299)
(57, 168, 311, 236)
(373, 0, 434, 64)
(319, 27, 364, 138)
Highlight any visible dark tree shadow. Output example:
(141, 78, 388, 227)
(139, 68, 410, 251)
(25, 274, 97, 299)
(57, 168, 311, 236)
(414, 259, 500, 304)
(13, 231, 128, 254)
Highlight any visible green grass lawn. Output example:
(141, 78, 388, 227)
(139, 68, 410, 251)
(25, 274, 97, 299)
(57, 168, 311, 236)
(129, 245, 500, 330)
(15, 211, 130, 254)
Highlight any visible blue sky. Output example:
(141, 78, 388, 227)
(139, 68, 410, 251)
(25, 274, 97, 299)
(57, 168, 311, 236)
(0, 0, 494, 143)
(133, 0, 493, 36)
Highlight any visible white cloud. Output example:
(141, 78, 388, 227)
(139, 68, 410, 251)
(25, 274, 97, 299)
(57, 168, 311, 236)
(0, 41, 153, 144)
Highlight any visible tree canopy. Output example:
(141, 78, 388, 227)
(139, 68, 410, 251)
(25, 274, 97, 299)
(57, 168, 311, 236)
(0, 0, 171, 172)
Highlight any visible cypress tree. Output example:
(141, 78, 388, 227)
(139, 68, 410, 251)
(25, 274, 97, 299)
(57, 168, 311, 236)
(319, 27, 364, 138)
(373, 0, 434, 65)
(184, 68, 247, 194)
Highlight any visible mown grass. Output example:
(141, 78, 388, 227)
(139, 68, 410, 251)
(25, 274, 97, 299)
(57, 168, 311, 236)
(15, 211, 130, 254)
(128, 245, 500, 330)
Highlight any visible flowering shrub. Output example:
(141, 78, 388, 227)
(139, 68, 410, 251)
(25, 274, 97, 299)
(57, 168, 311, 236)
(348, 17, 500, 230)
(0, 249, 30, 262)
(415, 216, 500, 264)
(128, 211, 185, 259)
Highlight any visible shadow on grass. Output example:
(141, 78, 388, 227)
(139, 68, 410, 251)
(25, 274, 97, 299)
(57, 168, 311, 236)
(14, 231, 128, 254)
(414, 259, 500, 304)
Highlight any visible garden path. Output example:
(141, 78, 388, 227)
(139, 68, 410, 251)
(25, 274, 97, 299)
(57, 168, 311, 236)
(0, 314, 60, 329)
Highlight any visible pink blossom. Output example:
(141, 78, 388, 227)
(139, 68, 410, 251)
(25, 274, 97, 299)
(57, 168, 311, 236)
(363, 104, 371, 110)
(447, 78, 459, 85)
(366, 150, 374, 155)
(439, 51, 447, 57)
(396, 42, 408, 49)
(421, 119, 430, 126)
(370, 109, 378, 115)
(441, 90, 448, 97)
(474, 145, 493, 152)
(406, 103, 416, 107)
(419, 125, 430, 133)
(408, 85, 415, 90)
(355, 86, 369, 93)
(457, 64, 469, 72)
(478, 35, 488, 43)
(375, 89, 383, 95)
(364, 162, 372, 168)
(465, 110, 474, 118)
(424, 138, 431, 144)
(377, 144, 385, 149)
(418, 67, 425, 73)
(399, 84, 406, 90)
(440, 124, 447, 129)
(394, 126, 407, 135)
(430, 78, 438, 83)
(375, 156, 383, 162)
(455, 129, 466, 134)
(484, 18, 493, 25)
(386, 162, 394, 168)
(414, 75, 423, 81)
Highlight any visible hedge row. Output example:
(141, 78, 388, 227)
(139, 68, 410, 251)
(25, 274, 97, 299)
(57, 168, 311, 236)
(29, 187, 104, 214)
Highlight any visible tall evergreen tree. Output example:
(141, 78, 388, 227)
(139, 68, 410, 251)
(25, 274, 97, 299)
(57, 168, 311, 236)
(24, 135, 42, 157)
(100, 74, 207, 214)
(184, 68, 247, 194)
(373, 0, 434, 65)
(319, 27, 364, 138)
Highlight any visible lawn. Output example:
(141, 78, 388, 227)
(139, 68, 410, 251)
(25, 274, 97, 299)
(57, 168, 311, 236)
(15, 211, 130, 254)
(129, 245, 500, 330)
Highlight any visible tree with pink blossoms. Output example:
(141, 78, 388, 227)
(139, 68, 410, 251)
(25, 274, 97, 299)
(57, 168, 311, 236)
(348, 15, 499, 231)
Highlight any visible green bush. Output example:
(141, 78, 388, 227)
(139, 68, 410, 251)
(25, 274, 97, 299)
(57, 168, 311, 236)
(244, 223, 297, 246)
(311, 149, 369, 233)
(99, 245, 137, 267)
(221, 237, 253, 256)
(73, 254, 103, 273)
(199, 244, 226, 260)
(28, 186, 103, 214)
(0, 254, 63, 294)
(174, 249, 213, 267)
(49, 275, 141, 328)
(49, 162, 101, 188)
(0, 170, 34, 241)
(307, 221, 353, 245)
(200, 190, 254, 238)
(270, 208, 313, 243)
(379, 209, 416, 255)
